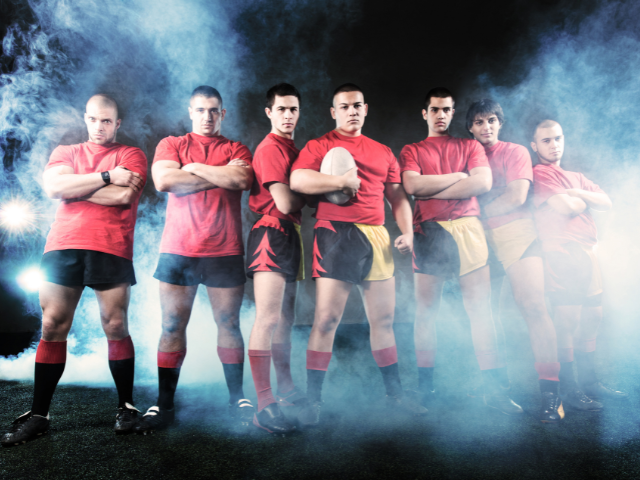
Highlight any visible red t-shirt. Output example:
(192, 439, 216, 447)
(292, 130, 400, 225)
(154, 133, 252, 257)
(43, 142, 148, 260)
(399, 136, 489, 224)
(482, 141, 533, 230)
(249, 133, 301, 224)
(533, 163, 603, 250)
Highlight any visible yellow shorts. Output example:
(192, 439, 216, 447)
(545, 242, 603, 305)
(485, 218, 539, 271)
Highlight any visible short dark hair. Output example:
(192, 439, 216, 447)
(532, 119, 561, 140)
(266, 83, 301, 109)
(465, 99, 505, 132)
(424, 87, 455, 109)
(190, 85, 223, 107)
(332, 83, 363, 103)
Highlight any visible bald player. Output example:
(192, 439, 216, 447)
(2, 95, 147, 446)
(531, 120, 626, 412)
(136, 86, 254, 434)
(290, 83, 426, 427)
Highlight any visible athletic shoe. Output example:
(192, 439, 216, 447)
(297, 400, 323, 427)
(387, 393, 428, 416)
(484, 394, 524, 415)
(561, 389, 603, 411)
(114, 403, 141, 434)
(229, 399, 255, 427)
(276, 387, 308, 408)
(253, 403, 296, 435)
(539, 392, 564, 423)
(580, 381, 628, 400)
(1, 412, 49, 447)
(134, 406, 175, 434)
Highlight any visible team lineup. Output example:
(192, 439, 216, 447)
(1, 82, 625, 445)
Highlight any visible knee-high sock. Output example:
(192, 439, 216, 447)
(249, 350, 276, 412)
(416, 350, 436, 392)
(306, 350, 332, 403)
(575, 338, 597, 386)
(108, 336, 135, 407)
(217, 346, 245, 403)
(157, 349, 186, 410)
(272, 342, 295, 394)
(373, 346, 402, 397)
(535, 362, 560, 395)
(31, 339, 67, 416)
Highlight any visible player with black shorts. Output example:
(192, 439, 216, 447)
(531, 120, 626, 411)
(2, 95, 147, 446)
(401, 88, 522, 415)
(290, 83, 426, 427)
(467, 100, 562, 422)
(246, 83, 306, 434)
(135, 86, 255, 433)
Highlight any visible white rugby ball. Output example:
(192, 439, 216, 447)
(320, 147, 357, 205)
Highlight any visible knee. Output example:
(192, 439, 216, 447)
(371, 312, 394, 332)
(102, 313, 127, 337)
(162, 314, 187, 336)
(520, 300, 550, 323)
(254, 313, 280, 332)
(216, 312, 241, 331)
(314, 314, 341, 335)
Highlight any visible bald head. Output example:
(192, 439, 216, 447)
(87, 94, 119, 119)
(84, 94, 121, 145)
(533, 119, 560, 140)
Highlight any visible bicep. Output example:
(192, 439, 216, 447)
(152, 160, 180, 177)
(469, 166, 492, 179)
(384, 182, 405, 202)
(547, 194, 577, 214)
(505, 178, 530, 201)
(43, 165, 74, 184)
(268, 182, 294, 203)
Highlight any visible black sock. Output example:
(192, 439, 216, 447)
(575, 351, 598, 386)
(307, 369, 326, 403)
(495, 366, 510, 389)
(109, 358, 135, 407)
(31, 362, 65, 416)
(559, 361, 577, 392)
(539, 379, 560, 395)
(222, 363, 244, 403)
(158, 366, 181, 410)
(418, 367, 434, 393)
(379, 363, 403, 397)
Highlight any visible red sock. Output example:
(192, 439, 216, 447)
(272, 343, 295, 394)
(306, 350, 332, 371)
(107, 335, 135, 361)
(158, 349, 187, 368)
(217, 346, 244, 364)
(249, 350, 276, 411)
(372, 345, 398, 367)
(535, 362, 560, 381)
(416, 350, 436, 368)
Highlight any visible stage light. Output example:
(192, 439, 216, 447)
(17, 267, 44, 292)
(0, 201, 34, 231)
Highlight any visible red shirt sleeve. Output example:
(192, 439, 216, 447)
(386, 154, 401, 183)
(399, 145, 421, 174)
(230, 142, 252, 165)
(580, 174, 604, 194)
(153, 137, 181, 165)
(119, 147, 148, 184)
(292, 139, 323, 172)
(45, 145, 75, 170)
(256, 145, 290, 186)
(467, 141, 490, 170)
(533, 167, 566, 207)
(505, 146, 533, 184)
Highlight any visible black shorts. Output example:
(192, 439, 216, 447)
(153, 253, 246, 288)
(246, 215, 303, 283)
(544, 242, 602, 306)
(41, 249, 136, 288)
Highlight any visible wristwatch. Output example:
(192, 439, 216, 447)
(101, 171, 111, 185)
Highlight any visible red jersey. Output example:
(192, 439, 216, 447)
(292, 130, 400, 225)
(249, 133, 301, 224)
(482, 141, 533, 230)
(533, 163, 603, 250)
(399, 136, 489, 224)
(154, 133, 252, 257)
(43, 142, 147, 261)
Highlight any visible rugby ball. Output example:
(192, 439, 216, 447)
(320, 147, 357, 205)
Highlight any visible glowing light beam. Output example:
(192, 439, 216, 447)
(0, 201, 35, 231)
(17, 267, 44, 292)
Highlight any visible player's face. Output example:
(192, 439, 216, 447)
(189, 95, 226, 136)
(266, 95, 300, 139)
(469, 113, 502, 147)
(331, 91, 367, 135)
(423, 97, 454, 136)
(531, 124, 564, 165)
(84, 104, 120, 145)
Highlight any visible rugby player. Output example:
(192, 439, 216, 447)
(531, 120, 625, 411)
(290, 83, 426, 427)
(136, 86, 254, 433)
(401, 88, 522, 415)
(2, 94, 147, 446)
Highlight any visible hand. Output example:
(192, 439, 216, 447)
(341, 167, 360, 198)
(394, 233, 413, 255)
(565, 188, 584, 198)
(181, 163, 198, 174)
(228, 158, 250, 168)
(456, 172, 470, 180)
(109, 166, 143, 192)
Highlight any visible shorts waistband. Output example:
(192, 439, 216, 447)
(258, 214, 299, 228)
(418, 216, 478, 228)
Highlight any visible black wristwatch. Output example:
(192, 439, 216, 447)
(101, 171, 111, 185)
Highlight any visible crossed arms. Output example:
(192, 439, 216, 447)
(152, 159, 253, 195)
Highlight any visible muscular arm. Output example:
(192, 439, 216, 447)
(546, 194, 588, 216)
(566, 189, 612, 211)
(481, 179, 530, 218)
(402, 170, 468, 197)
(268, 183, 305, 215)
(70, 185, 137, 206)
(43, 165, 143, 200)
(152, 160, 215, 195)
(290, 167, 360, 196)
(182, 159, 253, 191)
(425, 166, 492, 200)
(385, 183, 414, 254)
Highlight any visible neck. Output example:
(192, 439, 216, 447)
(335, 126, 361, 137)
(271, 128, 294, 140)
(428, 130, 449, 138)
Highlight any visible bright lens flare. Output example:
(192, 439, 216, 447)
(0, 201, 34, 231)
(17, 267, 44, 292)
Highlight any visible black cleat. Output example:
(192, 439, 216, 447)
(276, 387, 308, 408)
(484, 393, 524, 416)
(134, 406, 175, 434)
(297, 400, 323, 427)
(114, 403, 141, 434)
(387, 392, 428, 416)
(581, 382, 628, 400)
(539, 392, 564, 423)
(467, 383, 511, 398)
(229, 399, 255, 427)
(253, 403, 296, 435)
(561, 389, 603, 411)
(1, 412, 49, 447)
